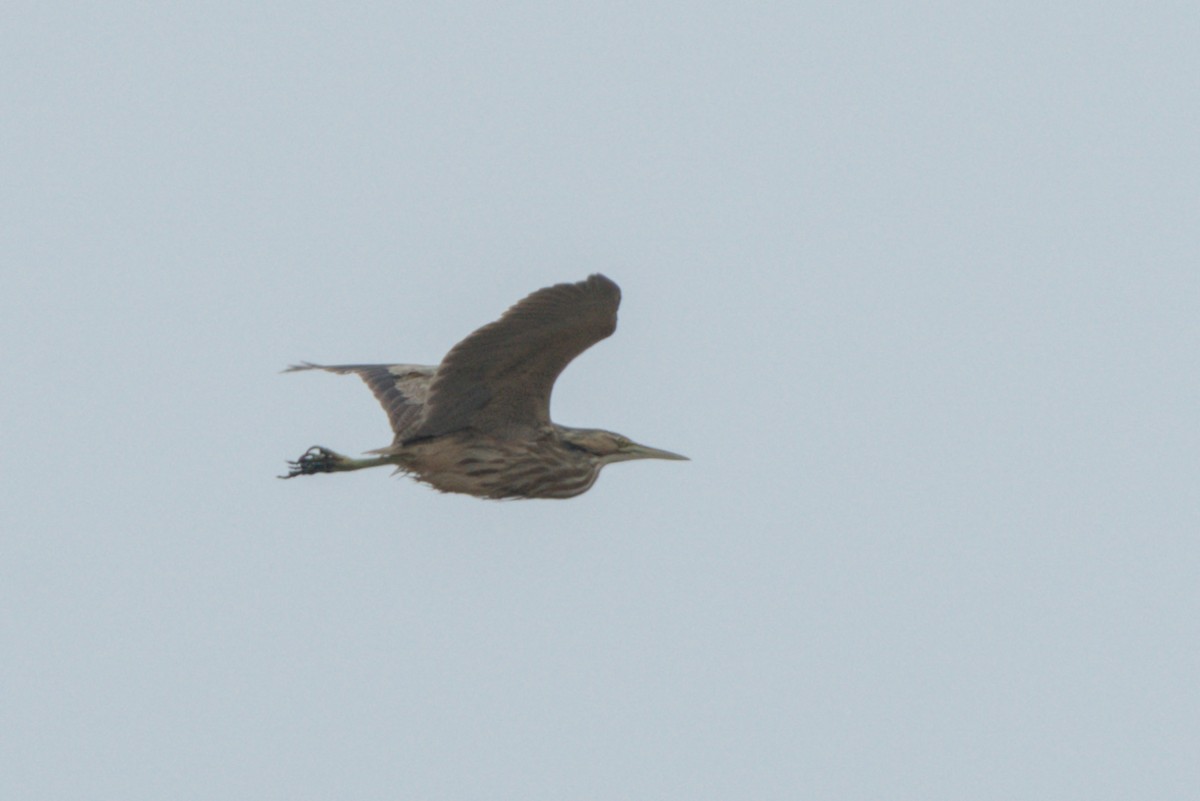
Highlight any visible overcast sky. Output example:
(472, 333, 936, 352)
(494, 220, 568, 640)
(4, 2, 1198, 799)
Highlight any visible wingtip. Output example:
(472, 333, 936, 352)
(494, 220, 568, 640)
(586, 273, 621, 305)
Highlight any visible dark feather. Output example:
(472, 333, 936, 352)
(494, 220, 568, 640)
(413, 274, 621, 439)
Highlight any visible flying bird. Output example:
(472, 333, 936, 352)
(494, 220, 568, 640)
(280, 274, 687, 498)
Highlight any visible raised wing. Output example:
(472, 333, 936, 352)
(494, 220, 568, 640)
(284, 362, 435, 442)
(413, 274, 621, 439)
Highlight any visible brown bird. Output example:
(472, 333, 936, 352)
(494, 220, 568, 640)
(280, 274, 687, 498)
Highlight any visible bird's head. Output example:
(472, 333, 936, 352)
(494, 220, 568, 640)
(557, 426, 689, 466)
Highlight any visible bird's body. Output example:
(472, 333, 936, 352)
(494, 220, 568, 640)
(281, 275, 686, 499)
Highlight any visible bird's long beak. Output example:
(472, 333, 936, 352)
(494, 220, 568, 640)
(623, 442, 689, 462)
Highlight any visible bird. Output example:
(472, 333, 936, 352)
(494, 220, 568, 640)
(280, 274, 687, 499)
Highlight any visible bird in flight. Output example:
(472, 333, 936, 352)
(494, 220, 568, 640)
(280, 274, 687, 499)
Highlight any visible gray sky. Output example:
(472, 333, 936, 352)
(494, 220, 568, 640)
(4, 2, 1198, 799)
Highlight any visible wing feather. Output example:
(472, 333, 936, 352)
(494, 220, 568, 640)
(413, 274, 621, 438)
(284, 362, 434, 442)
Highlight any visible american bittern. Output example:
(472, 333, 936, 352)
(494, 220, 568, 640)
(280, 274, 686, 499)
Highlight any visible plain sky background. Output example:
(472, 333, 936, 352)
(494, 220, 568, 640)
(3, 2, 1198, 799)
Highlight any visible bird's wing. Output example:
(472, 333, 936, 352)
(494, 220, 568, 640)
(284, 362, 435, 442)
(413, 274, 621, 439)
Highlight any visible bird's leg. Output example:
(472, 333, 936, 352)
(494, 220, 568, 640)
(278, 446, 395, 479)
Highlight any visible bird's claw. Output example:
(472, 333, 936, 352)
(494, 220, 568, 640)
(278, 446, 340, 479)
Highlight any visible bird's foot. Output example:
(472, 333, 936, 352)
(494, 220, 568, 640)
(278, 446, 347, 479)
